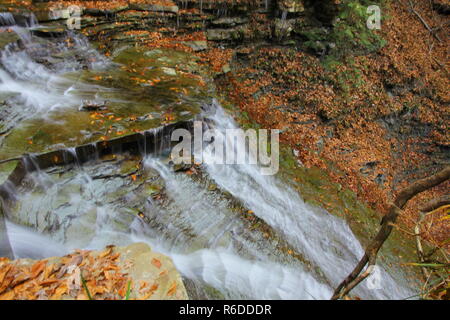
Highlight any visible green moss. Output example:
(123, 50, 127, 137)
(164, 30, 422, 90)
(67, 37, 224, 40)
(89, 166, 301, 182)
(329, 0, 387, 59)
(0, 161, 19, 185)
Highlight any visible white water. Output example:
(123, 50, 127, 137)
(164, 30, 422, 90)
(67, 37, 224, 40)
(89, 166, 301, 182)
(194, 103, 414, 299)
(0, 13, 16, 27)
(5, 220, 67, 260)
(0, 19, 109, 114)
(3, 134, 416, 299)
(0, 16, 418, 300)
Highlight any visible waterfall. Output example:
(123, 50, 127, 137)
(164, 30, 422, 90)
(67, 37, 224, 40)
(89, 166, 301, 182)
(0, 12, 16, 26)
(0, 9, 419, 300)
(6, 220, 68, 259)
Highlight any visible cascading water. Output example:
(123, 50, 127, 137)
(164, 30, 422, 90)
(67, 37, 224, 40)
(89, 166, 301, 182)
(0, 103, 417, 300)
(0, 20, 108, 112)
(5, 220, 67, 260)
(0, 12, 419, 300)
(0, 13, 16, 27)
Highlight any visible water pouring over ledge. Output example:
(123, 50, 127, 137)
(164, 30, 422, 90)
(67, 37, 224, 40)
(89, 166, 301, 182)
(1, 102, 418, 299)
(0, 16, 206, 161)
(0, 13, 419, 300)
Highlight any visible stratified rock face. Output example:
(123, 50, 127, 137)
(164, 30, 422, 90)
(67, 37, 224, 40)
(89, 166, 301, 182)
(0, 243, 188, 300)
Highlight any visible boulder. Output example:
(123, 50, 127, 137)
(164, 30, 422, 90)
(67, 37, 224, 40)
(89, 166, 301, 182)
(161, 67, 177, 76)
(182, 40, 208, 52)
(207, 28, 243, 41)
(211, 16, 248, 27)
(0, 243, 188, 300)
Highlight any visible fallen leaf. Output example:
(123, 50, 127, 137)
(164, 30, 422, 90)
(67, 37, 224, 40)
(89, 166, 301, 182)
(151, 258, 161, 269)
(0, 290, 15, 300)
(167, 282, 177, 296)
(31, 261, 47, 278)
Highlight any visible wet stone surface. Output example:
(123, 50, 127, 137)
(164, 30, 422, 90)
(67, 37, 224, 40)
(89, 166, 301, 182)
(0, 28, 211, 161)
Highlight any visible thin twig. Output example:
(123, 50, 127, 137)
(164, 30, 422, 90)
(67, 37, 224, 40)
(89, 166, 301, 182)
(408, 0, 442, 42)
(0, 157, 22, 165)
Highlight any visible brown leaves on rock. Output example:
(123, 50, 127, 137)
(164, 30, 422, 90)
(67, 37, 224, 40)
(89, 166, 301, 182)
(0, 247, 133, 300)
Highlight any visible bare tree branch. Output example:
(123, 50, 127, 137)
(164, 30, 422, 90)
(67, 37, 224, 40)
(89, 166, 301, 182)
(419, 195, 450, 213)
(408, 0, 442, 42)
(331, 166, 450, 300)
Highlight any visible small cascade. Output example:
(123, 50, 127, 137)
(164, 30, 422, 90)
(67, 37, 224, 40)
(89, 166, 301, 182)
(0, 8, 420, 301)
(6, 220, 68, 259)
(27, 13, 38, 28)
(196, 103, 416, 299)
(0, 101, 418, 300)
(0, 12, 15, 27)
(0, 12, 38, 28)
(281, 10, 288, 27)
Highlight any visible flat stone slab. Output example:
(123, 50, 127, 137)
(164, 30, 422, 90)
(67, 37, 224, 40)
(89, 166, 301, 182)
(0, 242, 188, 300)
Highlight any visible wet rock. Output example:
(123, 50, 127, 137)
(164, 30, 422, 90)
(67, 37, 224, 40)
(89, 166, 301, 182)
(221, 63, 231, 74)
(31, 26, 67, 38)
(79, 100, 107, 111)
(206, 28, 243, 41)
(172, 163, 192, 172)
(182, 40, 207, 52)
(10, 13, 38, 27)
(0, 31, 20, 50)
(374, 173, 387, 186)
(360, 161, 379, 176)
(207, 183, 218, 191)
(161, 67, 177, 76)
(85, 6, 128, 17)
(116, 243, 188, 299)
(0, 243, 188, 300)
(144, 49, 164, 57)
(206, 28, 232, 41)
(129, 4, 179, 14)
(34, 5, 75, 23)
(0, 92, 22, 139)
(211, 17, 248, 27)
(0, 161, 19, 186)
(65, 208, 97, 247)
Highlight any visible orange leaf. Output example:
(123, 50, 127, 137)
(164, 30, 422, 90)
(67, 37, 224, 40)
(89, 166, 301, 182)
(31, 261, 46, 278)
(50, 284, 67, 300)
(167, 282, 177, 296)
(0, 290, 15, 300)
(151, 258, 161, 269)
(39, 279, 60, 286)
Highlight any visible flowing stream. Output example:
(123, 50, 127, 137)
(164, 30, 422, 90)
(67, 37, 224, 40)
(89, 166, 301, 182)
(0, 14, 418, 300)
